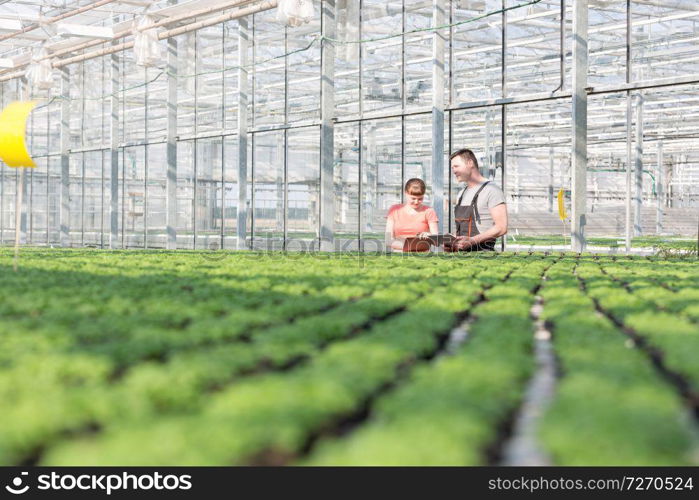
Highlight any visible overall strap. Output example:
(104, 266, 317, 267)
(455, 187, 467, 207)
(470, 181, 490, 223)
(456, 181, 490, 207)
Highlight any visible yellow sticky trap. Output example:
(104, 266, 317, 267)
(0, 100, 37, 168)
(557, 188, 567, 221)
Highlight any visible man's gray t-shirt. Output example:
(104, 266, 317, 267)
(456, 182, 506, 234)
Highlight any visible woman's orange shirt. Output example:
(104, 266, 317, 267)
(387, 204, 438, 238)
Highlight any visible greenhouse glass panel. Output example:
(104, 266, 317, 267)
(506, 98, 571, 236)
(177, 140, 194, 243)
(287, 0, 321, 125)
(147, 143, 167, 248)
(123, 146, 146, 246)
(69, 64, 84, 150)
(361, 0, 402, 117)
(147, 66, 167, 143)
(222, 136, 239, 245)
(334, 122, 360, 246)
(84, 56, 105, 149)
(452, 0, 503, 105)
(287, 127, 320, 241)
(505, 0, 565, 96)
(631, 2, 699, 82)
(585, 92, 641, 237)
(641, 85, 699, 214)
(405, 1, 433, 113)
(123, 54, 146, 146)
(254, 9, 286, 128)
(177, 33, 197, 138)
(28, 158, 48, 245)
(48, 81, 62, 155)
(253, 130, 284, 247)
(335, 0, 360, 119)
(195, 137, 223, 249)
(100, 151, 111, 248)
(0, 170, 17, 242)
(588, 0, 627, 88)
(361, 117, 402, 243)
(223, 21, 240, 132)
(404, 113, 434, 202)
(84, 150, 104, 245)
(30, 102, 48, 157)
(68, 152, 83, 245)
(48, 156, 61, 246)
(196, 25, 224, 135)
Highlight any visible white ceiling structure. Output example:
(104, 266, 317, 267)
(0, 1, 697, 207)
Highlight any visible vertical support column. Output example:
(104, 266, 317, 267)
(220, 27, 226, 250)
(634, 94, 643, 237)
(625, 96, 632, 251)
(432, 0, 445, 234)
(656, 140, 663, 235)
(500, 0, 507, 252)
(548, 145, 554, 212)
(80, 64, 85, 246)
(624, 0, 632, 252)
(192, 34, 198, 250)
(357, 1, 364, 250)
(237, 17, 249, 250)
(282, 26, 289, 250)
(571, 0, 588, 253)
(110, 50, 120, 248)
(166, 32, 178, 249)
(19, 77, 28, 245)
(100, 58, 105, 248)
(60, 67, 71, 247)
(400, 0, 406, 205)
(320, 0, 336, 251)
(143, 67, 149, 249)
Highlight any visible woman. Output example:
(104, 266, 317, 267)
(385, 178, 439, 252)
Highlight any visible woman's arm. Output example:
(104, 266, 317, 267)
(418, 208, 439, 238)
(385, 217, 405, 251)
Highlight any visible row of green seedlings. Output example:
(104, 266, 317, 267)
(598, 257, 699, 323)
(0, 252, 395, 367)
(577, 261, 699, 403)
(301, 258, 551, 465)
(0, 252, 427, 372)
(37, 259, 527, 465)
(0, 257, 459, 465)
(81, 262, 419, 366)
(537, 259, 697, 465)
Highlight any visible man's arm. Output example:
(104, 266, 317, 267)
(454, 203, 508, 249)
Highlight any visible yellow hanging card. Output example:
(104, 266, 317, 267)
(0, 101, 37, 168)
(557, 188, 567, 221)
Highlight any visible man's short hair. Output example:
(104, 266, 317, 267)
(450, 148, 479, 171)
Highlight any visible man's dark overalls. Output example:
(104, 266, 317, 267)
(454, 181, 496, 252)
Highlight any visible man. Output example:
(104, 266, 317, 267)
(445, 148, 508, 252)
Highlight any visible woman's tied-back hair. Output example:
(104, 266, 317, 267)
(404, 178, 426, 196)
(450, 148, 479, 172)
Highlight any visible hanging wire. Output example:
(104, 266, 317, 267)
(29, 0, 542, 109)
